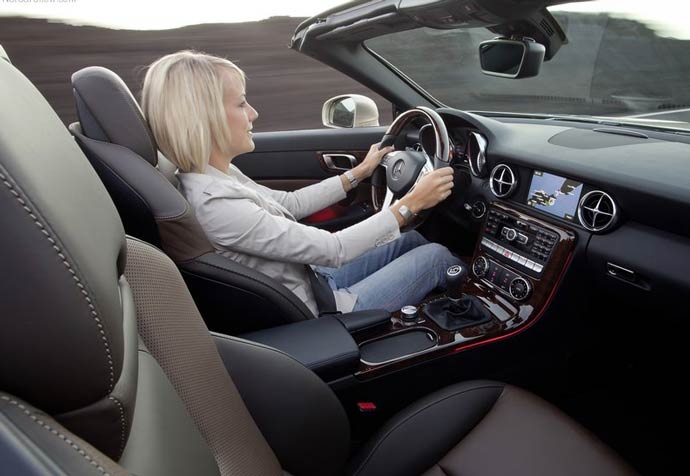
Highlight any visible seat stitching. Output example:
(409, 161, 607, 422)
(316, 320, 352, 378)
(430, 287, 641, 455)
(78, 135, 187, 220)
(0, 169, 115, 391)
(212, 333, 313, 367)
(352, 384, 504, 476)
(1, 395, 112, 476)
(107, 396, 126, 455)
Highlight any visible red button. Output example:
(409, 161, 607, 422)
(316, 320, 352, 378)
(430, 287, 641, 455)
(357, 402, 377, 412)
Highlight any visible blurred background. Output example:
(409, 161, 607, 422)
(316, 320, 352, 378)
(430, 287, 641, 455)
(0, 1, 391, 132)
(2, 1, 689, 131)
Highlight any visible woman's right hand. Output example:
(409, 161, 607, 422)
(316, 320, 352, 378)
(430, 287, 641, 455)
(406, 167, 455, 212)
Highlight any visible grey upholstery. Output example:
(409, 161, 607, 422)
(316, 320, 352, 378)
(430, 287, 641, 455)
(1, 50, 638, 476)
(0, 393, 131, 476)
(69, 66, 316, 334)
(0, 55, 135, 460)
(72, 66, 158, 165)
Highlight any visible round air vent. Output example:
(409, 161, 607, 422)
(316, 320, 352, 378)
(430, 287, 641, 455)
(489, 164, 517, 198)
(577, 190, 618, 232)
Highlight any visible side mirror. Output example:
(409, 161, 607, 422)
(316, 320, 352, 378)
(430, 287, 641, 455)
(479, 37, 545, 79)
(322, 94, 379, 128)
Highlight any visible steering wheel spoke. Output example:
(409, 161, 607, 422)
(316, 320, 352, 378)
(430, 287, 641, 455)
(371, 107, 452, 230)
(382, 187, 395, 209)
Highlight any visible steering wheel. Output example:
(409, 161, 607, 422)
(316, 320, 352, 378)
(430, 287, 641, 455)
(371, 106, 452, 228)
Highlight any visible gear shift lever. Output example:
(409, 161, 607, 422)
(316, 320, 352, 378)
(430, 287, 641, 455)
(421, 263, 491, 331)
(445, 265, 466, 301)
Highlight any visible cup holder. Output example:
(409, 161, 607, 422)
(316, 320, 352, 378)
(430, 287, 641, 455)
(359, 328, 438, 365)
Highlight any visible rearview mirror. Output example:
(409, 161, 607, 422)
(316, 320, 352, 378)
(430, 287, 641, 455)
(479, 38, 545, 79)
(322, 94, 379, 128)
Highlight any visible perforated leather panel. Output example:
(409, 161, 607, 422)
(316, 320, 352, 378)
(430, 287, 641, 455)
(122, 237, 282, 476)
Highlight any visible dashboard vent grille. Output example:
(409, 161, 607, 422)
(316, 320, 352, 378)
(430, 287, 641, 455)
(577, 191, 618, 232)
(540, 19, 555, 36)
(489, 164, 517, 198)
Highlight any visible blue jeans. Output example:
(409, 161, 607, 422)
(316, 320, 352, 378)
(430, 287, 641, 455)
(314, 231, 463, 312)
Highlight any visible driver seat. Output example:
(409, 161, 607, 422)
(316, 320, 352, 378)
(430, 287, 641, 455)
(0, 51, 638, 476)
(68, 66, 320, 334)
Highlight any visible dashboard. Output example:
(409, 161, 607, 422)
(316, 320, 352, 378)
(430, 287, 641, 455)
(411, 108, 690, 311)
(419, 110, 690, 236)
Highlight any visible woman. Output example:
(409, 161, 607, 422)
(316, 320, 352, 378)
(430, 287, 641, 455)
(142, 50, 462, 315)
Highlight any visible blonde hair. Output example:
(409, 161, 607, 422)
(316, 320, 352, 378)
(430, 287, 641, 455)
(141, 50, 245, 173)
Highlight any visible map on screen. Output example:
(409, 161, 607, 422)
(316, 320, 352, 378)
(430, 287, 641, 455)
(527, 171, 583, 221)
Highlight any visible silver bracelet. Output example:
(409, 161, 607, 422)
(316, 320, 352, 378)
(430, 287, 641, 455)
(344, 170, 359, 188)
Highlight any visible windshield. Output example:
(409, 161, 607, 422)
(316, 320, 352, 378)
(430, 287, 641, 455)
(365, 1, 690, 129)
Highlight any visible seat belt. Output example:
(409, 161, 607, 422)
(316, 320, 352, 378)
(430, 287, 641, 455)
(305, 265, 339, 316)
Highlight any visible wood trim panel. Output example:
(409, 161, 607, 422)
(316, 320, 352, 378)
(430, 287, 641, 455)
(351, 202, 577, 379)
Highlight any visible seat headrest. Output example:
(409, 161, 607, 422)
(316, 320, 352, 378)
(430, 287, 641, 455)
(72, 66, 159, 166)
(0, 57, 135, 456)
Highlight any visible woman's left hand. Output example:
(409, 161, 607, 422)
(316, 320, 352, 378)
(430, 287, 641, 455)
(358, 143, 394, 179)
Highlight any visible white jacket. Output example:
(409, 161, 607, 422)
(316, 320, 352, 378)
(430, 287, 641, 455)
(178, 164, 400, 315)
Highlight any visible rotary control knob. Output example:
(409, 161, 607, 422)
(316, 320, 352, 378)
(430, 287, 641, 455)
(471, 201, 487, 219)
(472, 256, 489, 278)
(401, 305, 418, 321)
(505, 227, 518, 241)
(509, 277, 532, 301)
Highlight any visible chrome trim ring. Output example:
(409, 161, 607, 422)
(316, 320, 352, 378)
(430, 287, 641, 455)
(577, 190, 618, 232)
(359, 327, 439, 366)
(467, 132, 488, 177)
(472, 256, 489, 278)
(471, 200, 487, 219)
(489, 164, 517, 198)
(509, 276, 532, 301)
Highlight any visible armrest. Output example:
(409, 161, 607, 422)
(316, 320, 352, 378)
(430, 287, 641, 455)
(179, 252, 314, 335)
(238, 316, 360, 381)
(336, 308, 391, 332)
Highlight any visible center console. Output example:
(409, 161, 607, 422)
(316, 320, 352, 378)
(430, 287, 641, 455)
(349, 202, 576, 379)
(239, 202, 576, 384)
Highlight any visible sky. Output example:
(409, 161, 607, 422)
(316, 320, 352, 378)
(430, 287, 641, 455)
(0, 0, 346, 29)
(0, 0, 688, 39)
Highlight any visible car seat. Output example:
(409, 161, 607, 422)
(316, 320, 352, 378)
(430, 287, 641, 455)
(68, 66, 327, 335)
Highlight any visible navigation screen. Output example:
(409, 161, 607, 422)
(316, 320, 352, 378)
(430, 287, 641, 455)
(527, 171, 583, 221)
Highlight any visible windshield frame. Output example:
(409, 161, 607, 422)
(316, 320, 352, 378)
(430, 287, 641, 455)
(361, 6, 690, 132)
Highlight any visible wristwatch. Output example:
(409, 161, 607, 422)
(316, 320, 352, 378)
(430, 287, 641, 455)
(398, 204, 418, 223)
(344, 170, 359, 189)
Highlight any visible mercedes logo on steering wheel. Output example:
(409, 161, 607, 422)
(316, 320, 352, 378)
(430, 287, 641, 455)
(392, 159, 405, 180)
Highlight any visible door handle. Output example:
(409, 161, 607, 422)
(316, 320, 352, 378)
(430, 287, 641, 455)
(323, 153, 358, 172)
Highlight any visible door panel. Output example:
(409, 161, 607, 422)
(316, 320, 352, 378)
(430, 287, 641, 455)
(233, 127, 388, 230)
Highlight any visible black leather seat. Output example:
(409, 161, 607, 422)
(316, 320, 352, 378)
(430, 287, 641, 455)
(68, 66, 324, 335)
(0, 53, 638, 476)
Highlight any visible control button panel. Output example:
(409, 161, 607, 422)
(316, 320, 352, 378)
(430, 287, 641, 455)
(481, 237, 544, 276)
(473, 256, 532, 302)
(485, 209, 558, 266)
